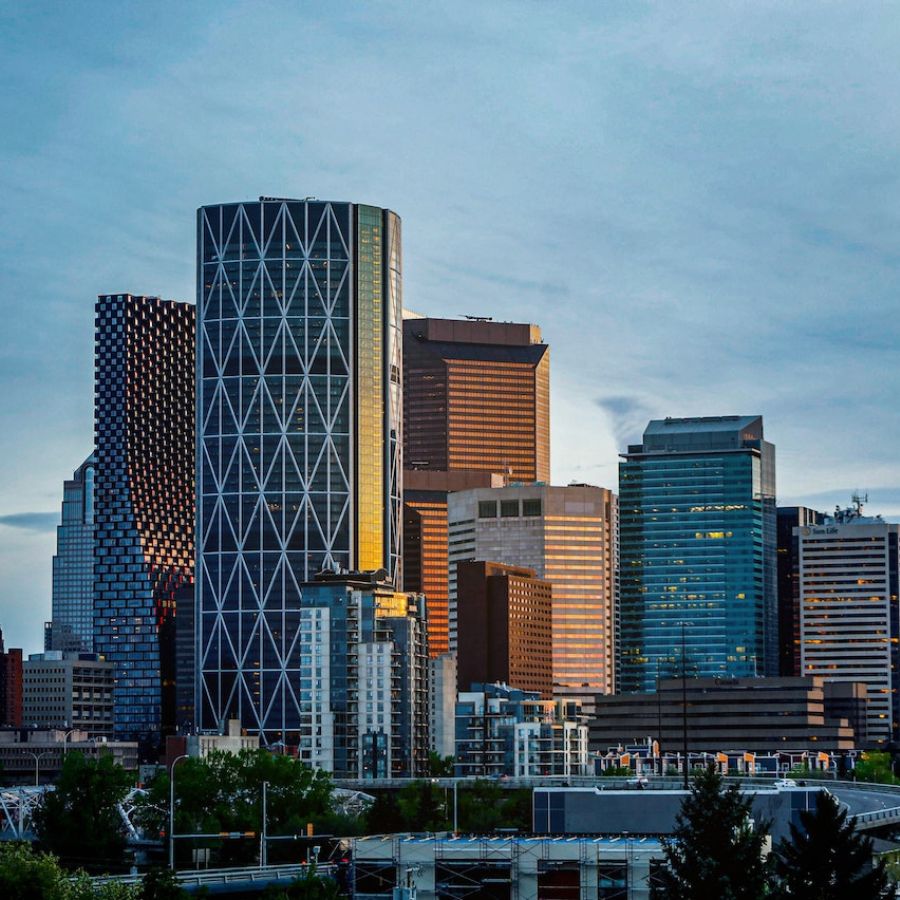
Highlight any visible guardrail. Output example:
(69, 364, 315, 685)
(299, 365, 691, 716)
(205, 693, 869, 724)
(93, 862, 334, 888)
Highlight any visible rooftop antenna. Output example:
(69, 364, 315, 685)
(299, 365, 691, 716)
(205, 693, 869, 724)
(462, 315, 493, 321)
(852, 491, 868, 517)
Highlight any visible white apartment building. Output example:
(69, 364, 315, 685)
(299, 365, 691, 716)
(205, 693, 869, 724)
(797, 505, 900, 746)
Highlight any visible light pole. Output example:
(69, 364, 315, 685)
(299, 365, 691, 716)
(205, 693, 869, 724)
(169, 754, 189, 870)
(453, 779, 459, 835)
(679, 621, 689, 791)
(260, 780, 269, 867)
(24, 750, 54, 786)
(656, 658, 663, 776)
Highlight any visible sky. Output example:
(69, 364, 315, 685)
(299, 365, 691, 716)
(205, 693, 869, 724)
(1, 1, 900, 653)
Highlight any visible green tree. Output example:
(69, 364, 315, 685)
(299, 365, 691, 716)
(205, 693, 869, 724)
(138, 867, 188, 900)
(457, 781, 529, 833)
(853, 752, 898, 785)
(137, 749, 337, 866)
(652, 766, 771, 900)
(364, 791, 405, 833)
(396, 780, 450, 832)
(427, 752, 455, 777)
(265, 864, 341, 900)
(774, 790, 888, 899)
(32, 751, 134, 872)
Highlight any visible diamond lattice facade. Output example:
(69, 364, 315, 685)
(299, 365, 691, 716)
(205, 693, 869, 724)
(196, 199, 402, 740)
(93, 294, 195, 749)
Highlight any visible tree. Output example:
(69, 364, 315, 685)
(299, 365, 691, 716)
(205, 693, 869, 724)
(0, 844, 137, 900)
(32, 751, 134, 872)
(774, 790, 889, 899)
(266, 864, 342, 900)
(396, 780, 450, 832)
(427, 752, 455, 777)
(853, 752, 898, 785)
(138, 868, 188, 900)
(457, 781, 530, 834)
(652, 766, 771, 900)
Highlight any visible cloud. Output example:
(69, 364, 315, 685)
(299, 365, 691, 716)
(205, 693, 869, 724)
(594, 395, 654, 447)
(0, 512, 58, 533)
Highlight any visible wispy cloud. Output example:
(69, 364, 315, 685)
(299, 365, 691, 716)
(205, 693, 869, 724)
(0, 512, 58, 533)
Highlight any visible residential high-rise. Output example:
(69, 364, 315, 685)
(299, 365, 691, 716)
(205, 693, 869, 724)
(0, 629, 23, 728)
(777, 506, 823, 677)
(47, 454, 95, 653)
(296, 571, 429, 778)
(403, 316, 550, 482)
(618, 416, 777, 693)
(402, 317, 550, 660)
(448, 484, 617, 695)
(797, 502, 900, 746)
(456, 560, 553, 697)
(93, 294, 195, 750)
(196, 199, 402, 739)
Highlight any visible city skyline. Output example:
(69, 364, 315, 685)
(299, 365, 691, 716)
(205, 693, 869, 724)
(4, 3, 900, 652)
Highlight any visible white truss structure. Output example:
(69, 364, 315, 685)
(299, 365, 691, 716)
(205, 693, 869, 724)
(197, 200, 402, 740)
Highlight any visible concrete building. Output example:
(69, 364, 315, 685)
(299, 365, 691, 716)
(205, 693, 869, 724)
(797, 501, 900, 745)
(456, 561, 553, 698)
(455, 683, 589, 778)
(589, 676, 861, 755)
(93, 294, 195, 749)
(402, 315, 549, 659)
(22, 652, 114, 737)
(47, 454, 95, 652)
(164, 718, 260, 769)
(197, 199, 403, 740)
(295, 571, 429, 778)
(777, 506, 823, 677)
(0, 629, 22, 728)
(618, 415, 777, 692)
(429, 652, 457, 760)
(449, 484, 617, 696)
(0, 729, 138, 784)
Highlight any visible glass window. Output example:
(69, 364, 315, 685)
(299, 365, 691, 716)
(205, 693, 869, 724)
(522, 498, 542, 517)
(501, 500, 519, 518)
(478, 501, 497, 518)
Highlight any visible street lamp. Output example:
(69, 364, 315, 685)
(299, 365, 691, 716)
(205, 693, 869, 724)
(24, 750, 54, 786)
(260, 780, 269, 867)
(168, 754, 189, 870)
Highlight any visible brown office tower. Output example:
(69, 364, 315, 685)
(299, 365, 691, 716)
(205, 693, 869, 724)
(0, 628, 23, 728)
(403, 316, 550, 657)
(456, 561, 553, 698)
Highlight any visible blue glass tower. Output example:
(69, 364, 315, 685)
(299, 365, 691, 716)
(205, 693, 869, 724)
(93, 294, 195, 751)
(618, 416, 777, 693)
(48, 454, 96, 652)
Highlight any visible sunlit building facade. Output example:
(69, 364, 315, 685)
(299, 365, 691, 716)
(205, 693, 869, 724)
(448, 484, 617, 695)
(403, 317, 549, 657)
(48, 454, 96, 653)
(196, 199, 402, 739)
(93, 294, 195, 749)
(618, 415, 777, 693)
(797, 507, 900, 746)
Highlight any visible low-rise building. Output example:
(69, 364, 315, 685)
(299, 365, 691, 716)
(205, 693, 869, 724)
(590, 676, 861, 755)
(455, 683, 589, 778)
(164, 718, 260, 770)
(22, 651, 114, 737)
(0, 629, 22, 728)
(429, 652, 457, 761)
(0, 728, 138, 784)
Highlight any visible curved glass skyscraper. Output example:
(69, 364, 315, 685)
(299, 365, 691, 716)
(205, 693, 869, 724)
(196, 198, 402, 739)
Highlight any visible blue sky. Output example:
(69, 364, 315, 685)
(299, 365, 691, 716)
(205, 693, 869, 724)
(2, 1, 900, 652)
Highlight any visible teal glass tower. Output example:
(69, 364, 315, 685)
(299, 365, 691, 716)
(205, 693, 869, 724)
(618, 416, 777, 693)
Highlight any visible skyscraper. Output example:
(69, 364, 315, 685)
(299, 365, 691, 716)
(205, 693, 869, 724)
(196, 199, 402, 739)
(93, 294, 195, 749)
(618, 416, 777, 693)
(402, 316, 550, 657)
(797, 503, 899, 746)
(47, 454, 95, 652)
(777, 506, 823, 677)
(448, 484, 618, 695)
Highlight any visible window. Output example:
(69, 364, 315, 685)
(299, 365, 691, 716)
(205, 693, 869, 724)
(522, 498, 542, 517)
(501, 500, 519, 518)
(478, 501, 497, 518)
